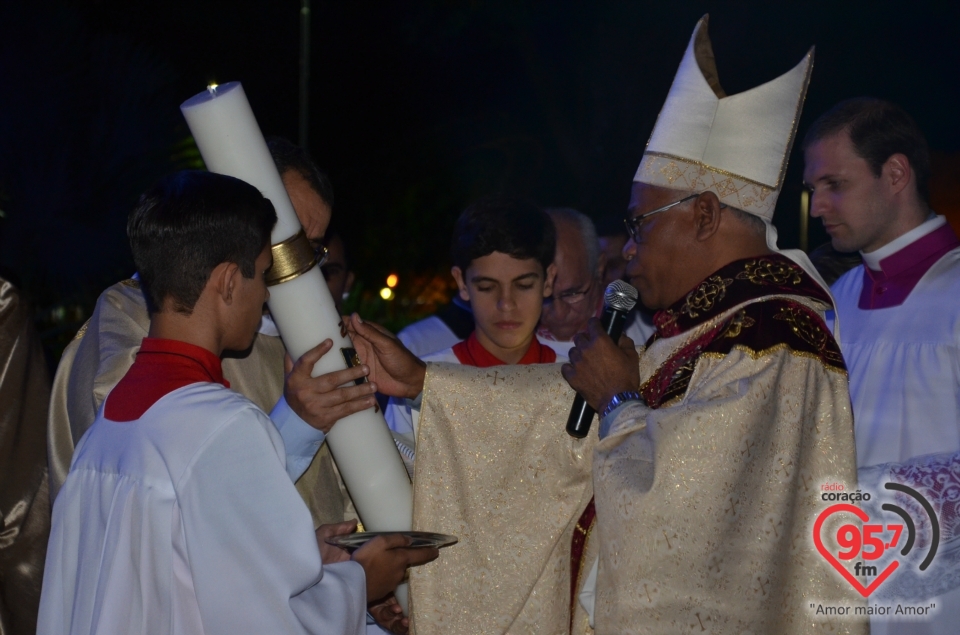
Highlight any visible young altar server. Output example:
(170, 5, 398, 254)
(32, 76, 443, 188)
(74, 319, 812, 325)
(38, 171, 436, 635)
(385, 197, 560, 454)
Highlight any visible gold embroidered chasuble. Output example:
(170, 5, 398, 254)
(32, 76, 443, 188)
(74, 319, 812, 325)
(410, 362, 594, 635)
(592, 255, 866, 633)
(46, 279, 352, 527)
(410, 255, 866, 634)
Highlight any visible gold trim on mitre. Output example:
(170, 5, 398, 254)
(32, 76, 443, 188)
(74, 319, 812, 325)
(266, 229, 321, 286)
(636, 153, 778, 218)
(635, 15, 814, 220)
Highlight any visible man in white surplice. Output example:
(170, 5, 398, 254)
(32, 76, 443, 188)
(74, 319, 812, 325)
(38, 171, 436, 635)
(805, 97, 960, 635)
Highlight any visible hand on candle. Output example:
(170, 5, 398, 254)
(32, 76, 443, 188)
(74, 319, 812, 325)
(345, 314, 426, 399)
(351, 534, 439, 604)
(368, 594, 408, 634)
(561, 318, 641, 411)
(315, 520, 357, 564)
(284, 339, 379, 433)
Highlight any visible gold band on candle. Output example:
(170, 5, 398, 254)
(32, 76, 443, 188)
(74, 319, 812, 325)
(266, 229, 323, 286)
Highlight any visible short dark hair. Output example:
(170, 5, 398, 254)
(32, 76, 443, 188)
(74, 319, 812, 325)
(267, 137, 334, 208)
(450, 197, 555, 271)
(803, 98, 931, 201)
(127, 171, 277, 315)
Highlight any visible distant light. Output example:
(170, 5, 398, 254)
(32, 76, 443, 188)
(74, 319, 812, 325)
(380, 287, 395, 300)
(386, 273, 399, 288)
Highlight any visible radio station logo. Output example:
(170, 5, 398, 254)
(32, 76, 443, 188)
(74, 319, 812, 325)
(814, 482, 940, 598)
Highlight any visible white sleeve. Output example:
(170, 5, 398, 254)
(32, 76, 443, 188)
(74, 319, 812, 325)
(384, 395, 419, 441)
(270, 395, 326, 482)
(176, 409, 366, 635)
(578, 556, 599, 628)
(385, 395, 419, 476)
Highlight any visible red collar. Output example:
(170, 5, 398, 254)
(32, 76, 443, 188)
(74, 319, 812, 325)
(858, 223, 960, 309)
(452, 331, 557, 367)
(103, 338, 229, 422)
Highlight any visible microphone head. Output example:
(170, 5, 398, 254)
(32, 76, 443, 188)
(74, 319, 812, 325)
(604, 280, 639, 312)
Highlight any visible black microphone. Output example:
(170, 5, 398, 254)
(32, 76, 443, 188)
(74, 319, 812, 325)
(566, 280, 640, 439)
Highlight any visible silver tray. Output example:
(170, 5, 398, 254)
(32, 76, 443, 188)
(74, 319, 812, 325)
(326, 531, 458, 550)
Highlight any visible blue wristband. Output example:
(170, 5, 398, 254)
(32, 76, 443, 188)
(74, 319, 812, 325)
(600, 391, 642, 419)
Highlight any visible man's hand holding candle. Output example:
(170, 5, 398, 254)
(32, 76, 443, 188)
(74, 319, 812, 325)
(283, 339, 380, 432)
(368, 595, 409, 635)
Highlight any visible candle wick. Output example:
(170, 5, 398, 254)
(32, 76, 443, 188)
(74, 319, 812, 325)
(207, 83, 218, 97)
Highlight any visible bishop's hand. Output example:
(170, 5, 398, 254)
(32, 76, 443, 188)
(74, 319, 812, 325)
(344, 313, 426, 399)
(561, 318, 641, 412)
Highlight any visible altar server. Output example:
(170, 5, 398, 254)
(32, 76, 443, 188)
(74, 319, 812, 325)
(47, 138, 355, 530)
(385, 197, 563, 455)
(38, 171, 436, 635)
(805, 97, 960, 635)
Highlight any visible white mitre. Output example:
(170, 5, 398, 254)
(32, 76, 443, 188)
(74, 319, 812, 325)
(636, 15, 836, 304)
(636, 14, 810, 218)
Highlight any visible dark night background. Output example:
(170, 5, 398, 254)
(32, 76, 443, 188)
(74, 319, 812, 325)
(2, 0, 959, 363)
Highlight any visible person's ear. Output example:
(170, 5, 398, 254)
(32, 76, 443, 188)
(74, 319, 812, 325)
(543, 263, 557, 298)
(450, 266, 470, 302)
(595, 250, 608, 280)
(345, 271, 356, 295)
(693, 191, 723, 241)
(211, 261, 242, 305)
(883, 153, 912, 197)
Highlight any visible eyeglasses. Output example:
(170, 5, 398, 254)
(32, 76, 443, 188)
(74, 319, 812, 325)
(545, 279, 594, 307)
(623, 194, 698, 242)
(623, 193, 729, 242)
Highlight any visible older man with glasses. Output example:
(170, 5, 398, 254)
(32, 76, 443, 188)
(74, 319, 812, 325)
(561, 16, 864, 633)
(537, 208, 653, 355)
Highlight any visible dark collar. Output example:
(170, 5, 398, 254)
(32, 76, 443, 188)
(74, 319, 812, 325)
(653, 254, 831, 338)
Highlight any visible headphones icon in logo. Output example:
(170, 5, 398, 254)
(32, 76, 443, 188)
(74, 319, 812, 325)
(880, 482, 939, 572)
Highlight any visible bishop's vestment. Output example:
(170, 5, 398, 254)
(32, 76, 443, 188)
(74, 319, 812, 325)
(587, 254, 864, 633)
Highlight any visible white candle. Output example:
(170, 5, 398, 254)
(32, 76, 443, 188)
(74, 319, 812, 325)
(181, 82, 412, 532)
